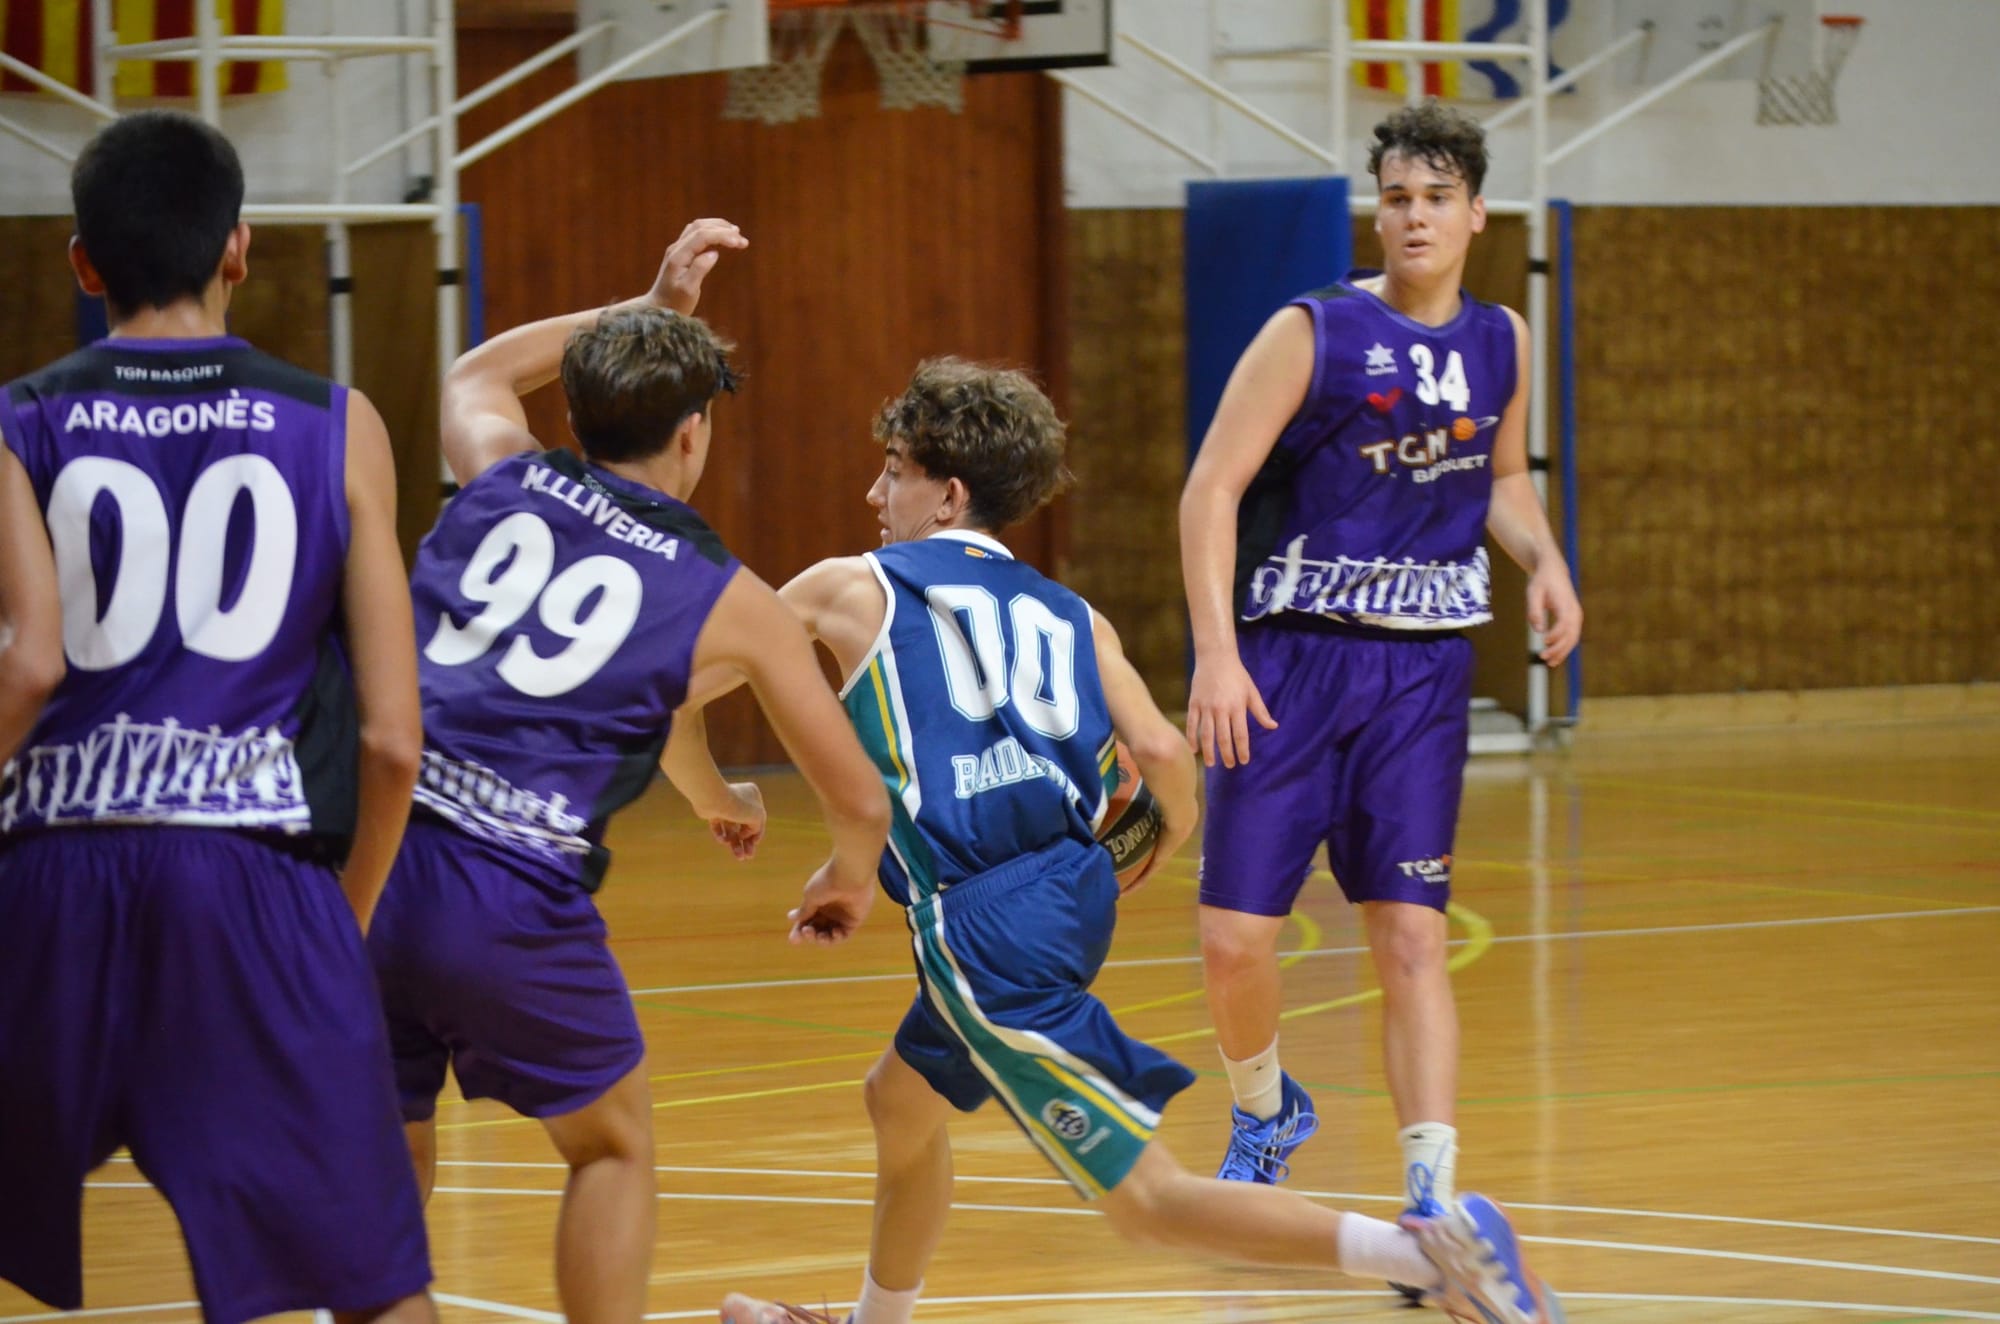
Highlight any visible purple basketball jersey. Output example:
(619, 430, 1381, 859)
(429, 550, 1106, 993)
(409, 450, 739, 889)
(0, 337, 357, 848)
(1235, 273, 1518, 630)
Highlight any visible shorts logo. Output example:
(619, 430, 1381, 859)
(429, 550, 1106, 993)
(1396, 853, 1452, 885)
(1042, 1099, 1091, 1142)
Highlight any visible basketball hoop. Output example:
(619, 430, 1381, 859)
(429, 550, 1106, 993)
(721, 5, 846, 125)
(1756, 14, 1863, 126)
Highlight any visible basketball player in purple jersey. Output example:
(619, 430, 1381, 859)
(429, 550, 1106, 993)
(1182, 103, 1583, 1225)
(365, 222, 892, 1324)
(0, 112, 433, 1324)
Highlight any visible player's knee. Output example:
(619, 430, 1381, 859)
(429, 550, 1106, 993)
(1369, 907, 1447, 983)
(1199, 914, 1278, 980)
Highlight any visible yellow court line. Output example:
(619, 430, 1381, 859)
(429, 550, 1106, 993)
(649, 1049, 883, 1085)
(1574, 781, 2000, 838)
(440, 901, 1491, 1121)
(1573, 774, 2000, 824)
(1147, 900, 1492, 1046)
(1108, 905, 1325, 1017)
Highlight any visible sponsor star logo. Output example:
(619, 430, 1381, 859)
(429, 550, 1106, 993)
(1364, 342, 1398, 376)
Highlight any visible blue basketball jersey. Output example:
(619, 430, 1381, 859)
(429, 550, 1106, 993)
(841, 531, 1117, 908)
(408, 450, 740, 890)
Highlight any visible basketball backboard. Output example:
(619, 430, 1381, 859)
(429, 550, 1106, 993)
(1612, 0, 1819, 84)
(924, 0, 1112, 74)
(575, 0, 770, 82)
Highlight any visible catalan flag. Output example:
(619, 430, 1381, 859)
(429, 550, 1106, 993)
(1, 1, 285, 99)
(1351, 0, 1461, 99)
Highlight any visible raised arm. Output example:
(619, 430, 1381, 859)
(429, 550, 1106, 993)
(440, 218, 747, 484)
(1091, 608, 1197, 891)
(0, 445, 63, 766)
(1179, 306, 1315, 769)
(1484, 307, 1581, 666)
(688, 566, 891, 944)
(338, 390, 423, 933)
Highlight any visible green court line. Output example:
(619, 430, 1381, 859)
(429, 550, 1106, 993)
(1452, 1068, 2000, 1108)
(630, 998, 893, 1041)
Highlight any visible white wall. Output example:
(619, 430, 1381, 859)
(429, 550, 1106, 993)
(1063, 0, 2000, 207)
(0, 0, 434, 216)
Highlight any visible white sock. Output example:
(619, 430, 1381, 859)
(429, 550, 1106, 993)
(1221, 1036, 1285, 1120)
(1399, 1122, 1459, 1207)
(851, 1269, 920, 1324)
(1335, 1212, 1444, 1291)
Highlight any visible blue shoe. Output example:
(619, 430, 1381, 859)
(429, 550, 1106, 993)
(1214, 1074, 1318, 1183)
(1408, 1193, 1563, 1324)
(1389, 1157, 1448, 1305)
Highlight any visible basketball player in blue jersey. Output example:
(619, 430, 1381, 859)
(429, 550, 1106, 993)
(1181, 100, 1584, 1252)
(709, 359, 1560, 1324)
(0, 112, 434, 1324)
(365, 223, 892, 1324)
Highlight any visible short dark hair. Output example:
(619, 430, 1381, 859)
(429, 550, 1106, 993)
(560, 306, 738, 464)
(874, 358, 1072, 531)
(1367, 99, 1488, 197)
(71, 110, 245, 317)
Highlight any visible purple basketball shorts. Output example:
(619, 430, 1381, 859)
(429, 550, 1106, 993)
(367, 815, 644, 1122)
(1199, 623, 1473, 916)
(0, 826, 431, 1324)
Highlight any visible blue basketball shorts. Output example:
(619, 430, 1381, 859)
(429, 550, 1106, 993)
(894, 837, 1197, 1198)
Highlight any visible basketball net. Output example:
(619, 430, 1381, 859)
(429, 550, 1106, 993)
(721, 2, 971, 125)
(1756, 15, 1863, 126)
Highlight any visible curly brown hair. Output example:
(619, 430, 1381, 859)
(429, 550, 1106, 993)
(1367, 99, 1488, 197)
(560, 305, 738, 464)
(873, 358, 1073, 532)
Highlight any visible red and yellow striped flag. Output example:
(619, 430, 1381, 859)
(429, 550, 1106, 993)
(1351, 0, 1461, 99)
(1, 1, 285, 99)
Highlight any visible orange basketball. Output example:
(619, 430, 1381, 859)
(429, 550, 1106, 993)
(1097, 741, 1164, 894)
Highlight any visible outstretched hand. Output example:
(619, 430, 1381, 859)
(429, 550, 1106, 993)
(648, 218, 748, 316)
(1185, 654, 1278, 769)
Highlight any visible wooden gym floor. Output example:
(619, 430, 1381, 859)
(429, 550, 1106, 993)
(3, 713, 1996, 1323)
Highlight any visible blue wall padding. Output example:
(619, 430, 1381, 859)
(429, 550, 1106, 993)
(1183, 175, 1350, 462)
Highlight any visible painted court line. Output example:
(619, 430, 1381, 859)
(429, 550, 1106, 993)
(426, 1160, 2000, 1248)
(628, 904, 2000, 995)
(639, 1290, 2000, 1321)
(423, 1181, 2000, 1283)
(433, 1293, 564, 1323)
(0, 1306, 199, 1322)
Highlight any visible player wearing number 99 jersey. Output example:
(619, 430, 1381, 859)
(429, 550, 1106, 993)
(365, 225, 890, 1324)
(0, 112, 433, 1324)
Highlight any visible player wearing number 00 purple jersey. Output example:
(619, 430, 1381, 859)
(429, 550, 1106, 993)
(366, 223, 890, 1324)
(0, 111, 433, 1324)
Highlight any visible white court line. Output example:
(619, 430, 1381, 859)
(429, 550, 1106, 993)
(431, 1186, 1094, 1218)
(93, 1160, 2000, 1250)
(433, 1291, 564, 1322)
(426, 1182, 2000, 1285)
(642, 1289, 2000, 1321)
(0, 1306, 198, 1322)
(627, 904, 2000, 995)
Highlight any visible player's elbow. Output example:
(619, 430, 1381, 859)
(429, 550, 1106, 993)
(0, 630, 65, 707)
(835, 776, 892, 843)
(1127, 724, 1188, 777)
(358, 719, 423, 795)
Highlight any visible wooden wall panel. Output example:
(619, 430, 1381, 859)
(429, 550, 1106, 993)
(1572, 206, 2000, 694)
(456, 25, 1063, 763)
(1063, 208, 1186, 714)
(0, 218, 85, 383)
(347, 223, 442, 562)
